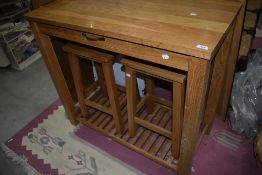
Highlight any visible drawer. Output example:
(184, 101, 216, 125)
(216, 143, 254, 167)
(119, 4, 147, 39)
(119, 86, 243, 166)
(38, 23, 190, 71)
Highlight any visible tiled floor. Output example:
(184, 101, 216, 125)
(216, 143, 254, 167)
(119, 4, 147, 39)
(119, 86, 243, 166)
(0, 59, 58, 175)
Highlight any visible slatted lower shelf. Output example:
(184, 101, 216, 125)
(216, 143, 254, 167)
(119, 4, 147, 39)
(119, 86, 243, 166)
(76, 89, 178, 172)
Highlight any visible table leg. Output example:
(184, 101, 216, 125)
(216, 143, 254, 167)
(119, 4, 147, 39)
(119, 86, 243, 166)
(178, 58, 211, 175)
(31, 22, 78, 125)
(216, 0, 246, 120)
(204, 22, 235, 133)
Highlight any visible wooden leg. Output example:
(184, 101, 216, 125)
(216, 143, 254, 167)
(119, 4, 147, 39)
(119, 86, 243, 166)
(178, 58, 211, 175)
(125, 66, 137, 137)
(31, 22, 78, 125)
(172, 81, 185, 158)
(145, 77, 154, 113)
(216, 0, 246, 120)
(102, 62, 123, 133)
(68, 54, 89, 117)
(204, 22, 235, 134)
(94, 62, 107, 96)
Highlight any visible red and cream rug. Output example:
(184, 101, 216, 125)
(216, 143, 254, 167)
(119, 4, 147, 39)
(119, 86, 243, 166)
(1, 99, 260, 175)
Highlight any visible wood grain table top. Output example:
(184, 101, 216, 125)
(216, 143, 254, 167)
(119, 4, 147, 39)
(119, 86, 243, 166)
(26, 0, 243, 59)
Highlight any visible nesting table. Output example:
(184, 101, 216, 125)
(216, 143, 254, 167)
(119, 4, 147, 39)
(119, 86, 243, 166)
(26, 0, 245, 174)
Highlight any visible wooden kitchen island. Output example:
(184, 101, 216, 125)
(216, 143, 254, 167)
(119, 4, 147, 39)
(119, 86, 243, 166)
(26, 0, 245, 174)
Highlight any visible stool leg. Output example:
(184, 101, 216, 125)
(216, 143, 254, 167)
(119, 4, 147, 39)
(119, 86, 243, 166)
(68, 53, 89, 117)
(172, 81, 185, 158)
(125, 67, 137, 137)
(102, 62, 123, 133)
(145, 77, 154, 113)
(94, 62, 107, 97)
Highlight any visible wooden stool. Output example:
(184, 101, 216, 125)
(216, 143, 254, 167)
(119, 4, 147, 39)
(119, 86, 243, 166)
(63, 44, 123, 133)
(122, 59, 186, 158)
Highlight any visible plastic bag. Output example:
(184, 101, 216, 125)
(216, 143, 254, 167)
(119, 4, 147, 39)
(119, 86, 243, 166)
(229, 49, 262, 139)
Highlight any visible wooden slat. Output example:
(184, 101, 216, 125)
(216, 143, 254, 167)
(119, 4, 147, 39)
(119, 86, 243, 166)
(167, 151, 175, 164)
(87, 87, 103, 102)
(159, 111, 171, 128)
(76, 97, 178, 171)
(88, 96, 108, 123)
(112, 116, 128, 136)
(85, 99, 113, 115)
(92, 96, 114, 126)
(136, 130, 152, 148)
(152, 96, 172, 108)
(135, 117, 172, 138)
(143, 109, 167, 151)
(119, 96, 127, 109)
(143, 133, 159, 151)
(128, 127, 145, 145)
(136, 95, 148, 113)
(159, 140, 172, 160)
(98, 114, 112, 129)
(152, 108, 167, 125)
(83, 93, 102, 117)
(150, 136, 166, 155)
(103, 115, 116, 132)
(103, 105, 127, 131)
(89, 110, 104, 123)
(85, 81, 99, 98)
(135, 106, 165, 148)
(122, 106, 149, 141)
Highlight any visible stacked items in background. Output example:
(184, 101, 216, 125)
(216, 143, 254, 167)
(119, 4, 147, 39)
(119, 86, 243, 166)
(0, 0, 41, 70)
(239, 0, 262, 57)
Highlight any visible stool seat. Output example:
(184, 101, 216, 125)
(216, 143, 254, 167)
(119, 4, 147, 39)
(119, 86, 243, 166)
(122, 58, 186, 158)
(63, 44, 123, 133)
(63, 44, 113, 63)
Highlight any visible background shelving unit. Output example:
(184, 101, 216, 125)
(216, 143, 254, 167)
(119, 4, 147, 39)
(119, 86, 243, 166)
(239, 0, 262, 58)
(0, 0, 41, 70)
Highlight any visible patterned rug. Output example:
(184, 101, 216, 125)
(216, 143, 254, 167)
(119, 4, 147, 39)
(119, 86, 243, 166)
(1, 99, 260, 175)
(1, 100, 142, 175)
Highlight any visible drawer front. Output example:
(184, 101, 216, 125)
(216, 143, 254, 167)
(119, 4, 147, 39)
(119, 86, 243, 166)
(38, 23, 190, 71)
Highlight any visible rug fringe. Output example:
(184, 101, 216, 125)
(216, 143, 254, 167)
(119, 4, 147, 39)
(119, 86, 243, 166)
(0, 144, 40, 175)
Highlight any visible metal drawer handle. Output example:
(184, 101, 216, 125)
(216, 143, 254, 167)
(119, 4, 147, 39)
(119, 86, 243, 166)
(82, 33, 105, 41)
